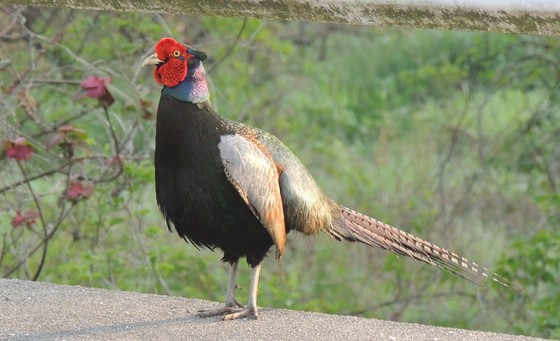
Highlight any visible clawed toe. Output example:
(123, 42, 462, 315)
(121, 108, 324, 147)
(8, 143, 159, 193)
(223, 307, 258, 320)
(196, 305, 243, 318)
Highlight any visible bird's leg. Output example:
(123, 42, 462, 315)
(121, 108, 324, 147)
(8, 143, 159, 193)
(224, 259, 244, 308)
(223, 263, 261, 320)
(197, 260, 243, 318)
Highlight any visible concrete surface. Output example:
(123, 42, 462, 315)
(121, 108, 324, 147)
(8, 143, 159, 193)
(5, 0, 560, 36)
(0, 279, 542, 341)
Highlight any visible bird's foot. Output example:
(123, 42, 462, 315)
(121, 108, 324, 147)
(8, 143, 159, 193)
(196, 301, 244, 318)
(223, 306, 258, 321)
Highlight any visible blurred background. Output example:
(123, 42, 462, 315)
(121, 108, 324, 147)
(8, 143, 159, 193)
(1, 6, 559, 338)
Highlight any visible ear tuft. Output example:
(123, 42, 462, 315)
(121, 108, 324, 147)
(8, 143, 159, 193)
(155, 37, 180, 60)
(187, 47, 207, 61)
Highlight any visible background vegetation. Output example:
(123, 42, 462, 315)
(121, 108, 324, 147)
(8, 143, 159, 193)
(1, 6, 559, 338)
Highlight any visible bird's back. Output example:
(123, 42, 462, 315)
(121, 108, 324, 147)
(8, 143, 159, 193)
(230, 121, 338, 235)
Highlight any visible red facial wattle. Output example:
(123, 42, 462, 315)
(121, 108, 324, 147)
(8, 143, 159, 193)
(154, 58, 187, 87)
(153, 38, 191, 87)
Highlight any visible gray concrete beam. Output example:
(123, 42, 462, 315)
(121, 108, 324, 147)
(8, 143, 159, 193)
(3, 0, 560, 36)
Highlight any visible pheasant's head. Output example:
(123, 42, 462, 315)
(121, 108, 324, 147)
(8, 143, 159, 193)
(142, 37, 207, 87)
(143, 37, 209, 103)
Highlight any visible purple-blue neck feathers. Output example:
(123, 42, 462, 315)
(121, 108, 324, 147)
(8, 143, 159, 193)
(162, 58, 210, 104)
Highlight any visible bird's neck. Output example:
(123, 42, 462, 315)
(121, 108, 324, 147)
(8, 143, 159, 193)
(162, 59, 210, 104)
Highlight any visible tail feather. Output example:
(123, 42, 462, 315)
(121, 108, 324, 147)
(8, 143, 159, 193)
(329, 206, 512, 288)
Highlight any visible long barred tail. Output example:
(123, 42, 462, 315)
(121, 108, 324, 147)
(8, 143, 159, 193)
(329, 206, 512, 288)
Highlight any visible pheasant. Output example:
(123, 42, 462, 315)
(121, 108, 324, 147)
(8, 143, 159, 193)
(142, 37, 510, 320)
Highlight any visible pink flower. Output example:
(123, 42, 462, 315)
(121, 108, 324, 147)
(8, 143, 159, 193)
(3, 137, 33, 161)
(11, 211, 25, 227)
(12, 210, 39, 228)
(80, 76, 115, 106)
(81, 76, 111, 98)
(65, 181, 94, 202)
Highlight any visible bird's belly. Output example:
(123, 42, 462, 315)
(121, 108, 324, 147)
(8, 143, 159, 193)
(155, 165, 275, 265)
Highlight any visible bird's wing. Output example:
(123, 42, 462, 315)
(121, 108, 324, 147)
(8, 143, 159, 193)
(218, 134, 286, 257)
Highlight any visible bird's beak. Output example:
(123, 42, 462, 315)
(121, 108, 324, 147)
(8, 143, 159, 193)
(142, 53, 164, 67)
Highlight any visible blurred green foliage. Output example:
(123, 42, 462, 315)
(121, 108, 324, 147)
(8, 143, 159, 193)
(1, 6, 559, 338)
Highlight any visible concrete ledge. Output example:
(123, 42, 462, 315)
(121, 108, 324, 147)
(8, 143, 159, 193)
(0, 279, 539, 340)
(4, 0, 560, 36)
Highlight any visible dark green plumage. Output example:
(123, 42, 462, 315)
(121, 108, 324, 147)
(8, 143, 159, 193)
(155, 97, 278, 267)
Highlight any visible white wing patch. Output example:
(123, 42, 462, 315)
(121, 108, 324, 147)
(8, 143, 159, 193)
(218, 134, 286, 257)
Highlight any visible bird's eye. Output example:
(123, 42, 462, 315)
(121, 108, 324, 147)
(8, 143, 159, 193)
(173, 50, 181, 57)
